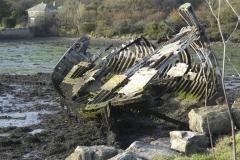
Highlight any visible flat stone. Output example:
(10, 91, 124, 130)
(170, 131, 209, 154)
(188, 105, 231, 134)
(150, 137, 171, 149)
(110, 141, 178, 160)
(65, 145, 119, 160)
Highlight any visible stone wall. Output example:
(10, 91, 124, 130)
(0, 28, 34, 39)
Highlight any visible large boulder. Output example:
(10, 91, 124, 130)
(65, 145, 119, 160)
(188, 105, 231, 134)
(110, 141, 178, 160)
(150, 137, 171, 149)
(232, 98, 240, 129)
(170, 131, 209, 154)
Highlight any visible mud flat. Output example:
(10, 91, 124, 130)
(0, 73, 180, 159)
(0, 74, 240, 159)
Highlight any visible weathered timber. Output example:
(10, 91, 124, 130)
(51, 3, 224, 127)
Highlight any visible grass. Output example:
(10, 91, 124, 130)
(211, 42, 240, 75)
(189, 42, 240, 75)
(152, 132, 240, 160)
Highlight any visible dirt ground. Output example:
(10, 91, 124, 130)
(0, 37, 240, 159)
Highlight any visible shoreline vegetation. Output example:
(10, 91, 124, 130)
(0, 36, 126, 47)
(1, 1, 240, 42)
(0, 35, 239, 46)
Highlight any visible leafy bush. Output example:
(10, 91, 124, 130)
(112, 19, 133, 35)
(92, 20, 110, 37)
(2, 17, 16, 28)
(11, 11, 17, 18)
(230, 29, 240, 43)
(78, 22, 96, 34)
(144, 21, 161, 39)
(206, 27, 221, 41)
(0, 0, 11, 23)
(130, 20, 144, 34)
(221, 23, 237, 39)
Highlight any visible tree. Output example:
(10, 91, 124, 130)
(2, 17, 16, 28)
(0, 0, 11, 23)
(144, 21, 161, 39)
(11, 11, 17, 18)
(9, 0, 41, 18)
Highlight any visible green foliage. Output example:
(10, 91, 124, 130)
(152, 154, 178, 160)
(97, 5, 104, 11)
(130, 20, 144, 34)
(144, 21, 161, 39)
(93, 20, 112, 37)
(0, 0, 10, 22)
(153, 132, 240, 160)
(11, 11, 17, 18)
(112, 19, 133, 35)
(231, 29, 240, 43)
(212, 132, 240, 159)
(78, 22, 96, 34)
(186, 0, 204, 8)
(206, 27, 221, 41)
(2, 17, 16, 28)
(4, 0, 238, 40)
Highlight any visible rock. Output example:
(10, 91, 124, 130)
(170, 131, 209, 154)
(110, 141, 178, 160)
(150, 137, 171, 149)
(65, 145, 119, 160)
(232, 98, 240, 129)
(188, 105, 231, 134)
(110, 152, 140, 160)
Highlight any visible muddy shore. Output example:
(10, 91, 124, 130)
(0, 73, 179, 159)
(0, 37, 240, 159)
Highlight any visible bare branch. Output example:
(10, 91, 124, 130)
(225, 0, 240, 17)
(226, 21, 239, 42)
(205, 0, 237, 159)
(225, 0, 240, 42)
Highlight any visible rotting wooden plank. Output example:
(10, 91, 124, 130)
(118, 67, 158, 96)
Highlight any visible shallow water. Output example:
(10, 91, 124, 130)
(0, 79, 61, 128)
(0, 43, 100, 75)
(0, 110, 58, 127)
(0, 43, 67, 75)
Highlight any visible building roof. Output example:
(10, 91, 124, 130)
(26, 2, 57, 11)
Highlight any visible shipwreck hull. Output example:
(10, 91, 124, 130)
(52, 3, 224, 126)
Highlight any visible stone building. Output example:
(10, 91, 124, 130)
(26, 2, 58, 26)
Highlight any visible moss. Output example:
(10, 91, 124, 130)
(177, 91, 198, 101)
(101, 72, 115, 83)
(176, 88, 202, 102)
(78, 108, 103, 119)
(83, 92, 98, 99)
